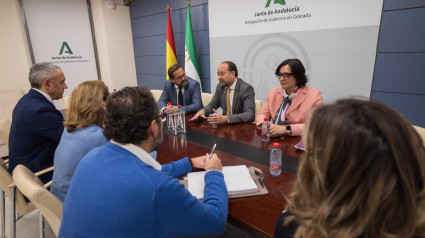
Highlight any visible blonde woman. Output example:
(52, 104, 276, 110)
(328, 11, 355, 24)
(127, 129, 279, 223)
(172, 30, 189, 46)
(50, 80, 109, 202)
(275, 99, 425, 238)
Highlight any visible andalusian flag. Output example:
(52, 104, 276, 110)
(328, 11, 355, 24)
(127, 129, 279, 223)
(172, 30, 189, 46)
(184, 2, 201, 89)
(166, 5, 177, 80)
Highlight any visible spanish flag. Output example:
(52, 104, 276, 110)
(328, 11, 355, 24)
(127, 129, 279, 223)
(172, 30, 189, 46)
(166, 5, 177, 80)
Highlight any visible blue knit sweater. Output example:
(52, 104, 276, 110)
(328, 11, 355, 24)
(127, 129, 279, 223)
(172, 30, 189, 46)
(51, 125, 106, 203)
(59, 143, 228, 237)
(51, 125, 158, 203)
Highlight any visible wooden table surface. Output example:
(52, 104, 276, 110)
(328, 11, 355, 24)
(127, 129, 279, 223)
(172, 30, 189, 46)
(156, 113, 303, 237)
(186, 114, 303, 158)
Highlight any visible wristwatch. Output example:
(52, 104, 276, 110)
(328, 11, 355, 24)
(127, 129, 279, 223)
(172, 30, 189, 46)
(285, 125, 292, 136)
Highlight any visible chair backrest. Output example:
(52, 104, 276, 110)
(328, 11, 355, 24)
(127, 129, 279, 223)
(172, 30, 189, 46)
(62, 95, 70, 109)
(0, 163, 35, 215)
(0, 120, 11, 157)
(0, 120, 11, 145)
(255, 100, 262, 115)
(413, 125, 425, 147)
(0, 89, 24, 121)
(13, 165, 63, 236)
(201, 93, 213, 106)
(150, 89, 162, 102)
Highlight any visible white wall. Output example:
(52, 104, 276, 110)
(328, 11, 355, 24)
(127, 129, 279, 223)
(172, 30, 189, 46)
(90, 0, 138, 91)
(0, 0, 32, 92)
(209, 0, 382, 103)
(0, 0, 137, 94)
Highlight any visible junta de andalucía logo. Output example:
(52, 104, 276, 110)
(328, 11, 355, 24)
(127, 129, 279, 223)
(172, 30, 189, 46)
(59, 42, 73, 55)
(265, 0, 286, 8)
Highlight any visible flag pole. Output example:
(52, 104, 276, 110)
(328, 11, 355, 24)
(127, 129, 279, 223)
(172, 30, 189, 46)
(166, 3, 177, 79)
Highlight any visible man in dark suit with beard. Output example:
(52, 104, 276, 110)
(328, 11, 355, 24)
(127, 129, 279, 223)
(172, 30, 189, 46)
(158, 64, 203, 114)
(190, 61, 255, 125)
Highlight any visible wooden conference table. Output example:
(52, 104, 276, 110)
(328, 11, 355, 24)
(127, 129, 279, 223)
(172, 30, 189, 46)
(156, 113, 303, 237)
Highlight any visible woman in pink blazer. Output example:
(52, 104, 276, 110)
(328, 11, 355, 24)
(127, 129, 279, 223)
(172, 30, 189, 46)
(255, 59, 323, 137)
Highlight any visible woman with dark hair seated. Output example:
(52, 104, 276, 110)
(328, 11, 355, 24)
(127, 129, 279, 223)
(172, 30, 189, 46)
(256, 59, 323, 137)
(274, 98, 425, 238)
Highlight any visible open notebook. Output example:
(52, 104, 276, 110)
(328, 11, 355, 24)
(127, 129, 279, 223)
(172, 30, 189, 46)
(187, 165, 258, 199)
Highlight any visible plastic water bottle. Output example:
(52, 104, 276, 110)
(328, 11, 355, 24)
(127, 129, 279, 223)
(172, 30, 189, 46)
(166, 102, 175, 130)
(165, 101, 173, 113)
(261, 117, 270, 142)
(270, 143, 282, 176)
(176, 105, 184, 128)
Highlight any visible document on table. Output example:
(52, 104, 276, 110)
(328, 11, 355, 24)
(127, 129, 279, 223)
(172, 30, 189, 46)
(187, 165, 258, 199)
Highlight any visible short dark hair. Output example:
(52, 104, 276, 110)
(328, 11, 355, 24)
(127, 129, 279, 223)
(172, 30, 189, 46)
(168, 64, 183, 79)
(275, 59, 308, 88)
(221, 61, 238, 78)
(103, 87, 159, 144)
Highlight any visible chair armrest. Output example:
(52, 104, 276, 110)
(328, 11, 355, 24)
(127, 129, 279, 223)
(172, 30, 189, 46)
(34, 166, 54, 176)
(44, 180, 52, 189)
(9, 166, 54, 188)
(0, 159, 9, 166)
(1, 159, 8, 170)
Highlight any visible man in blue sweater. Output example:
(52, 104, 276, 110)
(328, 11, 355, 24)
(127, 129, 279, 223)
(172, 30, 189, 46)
(59, 87, 228, 237)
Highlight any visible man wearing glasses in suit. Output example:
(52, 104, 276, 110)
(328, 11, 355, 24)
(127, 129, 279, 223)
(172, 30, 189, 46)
(158, 64, 203, 114)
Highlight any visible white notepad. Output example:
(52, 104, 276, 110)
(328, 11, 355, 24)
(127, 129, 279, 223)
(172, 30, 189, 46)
(187, 165, 258, 199)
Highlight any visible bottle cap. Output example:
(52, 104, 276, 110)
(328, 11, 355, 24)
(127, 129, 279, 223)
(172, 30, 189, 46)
(273, 143, 279, 148)
(178, 105, 182, 108)
(264, 117, 269, 121)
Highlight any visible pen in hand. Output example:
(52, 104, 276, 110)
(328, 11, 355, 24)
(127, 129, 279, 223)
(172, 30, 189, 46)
(209, 144, 217, 158)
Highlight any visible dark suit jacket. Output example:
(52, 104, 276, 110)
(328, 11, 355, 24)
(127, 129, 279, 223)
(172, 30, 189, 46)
(8, 89, 64, 183)
(203, 78, 255, 124)
(158, 77, 203, 114)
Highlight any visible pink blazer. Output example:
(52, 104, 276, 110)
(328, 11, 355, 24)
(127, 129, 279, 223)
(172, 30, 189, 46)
(255, 86, 323, 136)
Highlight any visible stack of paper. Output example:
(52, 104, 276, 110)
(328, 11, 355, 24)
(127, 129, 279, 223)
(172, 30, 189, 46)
(187, 165, 258, 199)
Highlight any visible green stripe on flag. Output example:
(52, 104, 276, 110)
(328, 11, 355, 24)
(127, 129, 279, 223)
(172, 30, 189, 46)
(185, 3, 201, 88)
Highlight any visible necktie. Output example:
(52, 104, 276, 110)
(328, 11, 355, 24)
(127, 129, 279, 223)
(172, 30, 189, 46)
(178, 87, 183, 106)
(226, 87, 231, 115)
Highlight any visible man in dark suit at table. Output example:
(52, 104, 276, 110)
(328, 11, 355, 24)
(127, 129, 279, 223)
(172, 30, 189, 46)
(158, 64, 203, 114)
(8, 62, 67, 183)
(190, 61, 255, 125)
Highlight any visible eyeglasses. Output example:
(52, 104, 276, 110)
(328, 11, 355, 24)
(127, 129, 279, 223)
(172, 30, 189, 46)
(275, 73, 293, 80)
(158, 113, 167, 122)
(174, 73, 186, 80)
